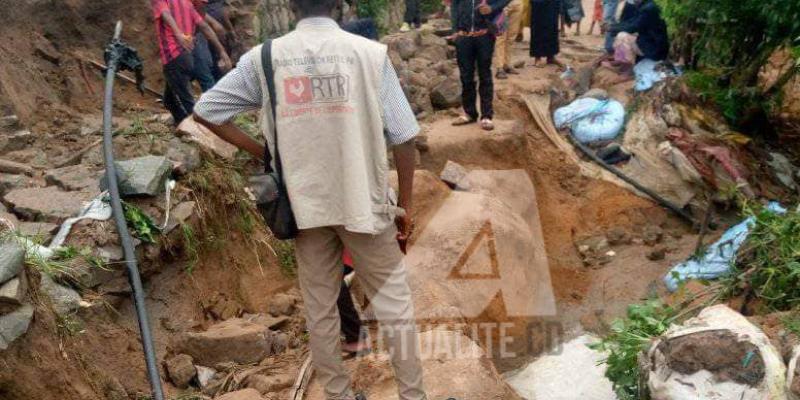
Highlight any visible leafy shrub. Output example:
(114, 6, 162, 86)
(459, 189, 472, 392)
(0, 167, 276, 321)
(590, 301, 676, 400)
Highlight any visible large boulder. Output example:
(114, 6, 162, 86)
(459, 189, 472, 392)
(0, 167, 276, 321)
(164, 353, 196, 389)
(306, 329, 523, 400)
(0, 274, 26, 311)
(216, 388, 264, 400)
(173, 318, 278, 366)
(401, 169, 556, 322)
(645, 305, 786, 400)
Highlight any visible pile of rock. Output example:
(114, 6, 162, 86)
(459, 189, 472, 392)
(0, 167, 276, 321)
(166, 291, 302, 399)
(382, 26, 461, 118)
(0, 240, 33, 350)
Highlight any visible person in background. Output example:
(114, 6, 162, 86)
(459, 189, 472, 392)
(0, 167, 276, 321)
(560, 0, 584, 36)
(191, 0, 229, 91)
(529, 0, 564, 68)
(338, 249, 370, 356)
(205, 0, 240, 78)
(602, 0, 619, 54)
(152, 0, 232, 125)
(401, 0, 421, 31)
(608, 0, 668, 61)
(450, 0, 511, 131)
(340, 0, 380, 40)
(494, 0, 525, 80)
(516, 0, 531, 42)
(587, 0, 604, 35)
(193, 0, 428, 398)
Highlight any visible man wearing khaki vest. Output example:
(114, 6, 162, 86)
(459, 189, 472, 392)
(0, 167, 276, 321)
(192, 1, 427, 399)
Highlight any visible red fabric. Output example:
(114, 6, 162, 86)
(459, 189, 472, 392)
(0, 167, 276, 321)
(342, 248, 353, 268)
(593, 0, 603, 22)
(667, 128, 748, 188)
(152, 0, 204, 65)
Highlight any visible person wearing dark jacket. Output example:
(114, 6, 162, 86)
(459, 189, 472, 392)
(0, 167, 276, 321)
(450, 0, 512, 131)
(609, 0, 669, 61)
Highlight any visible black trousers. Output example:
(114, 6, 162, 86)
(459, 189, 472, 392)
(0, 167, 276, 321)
(338, 266, 362, 344)
(163, 51, 196, 125)
(404, 0, 421, 25)
(455, 34, 496, 120)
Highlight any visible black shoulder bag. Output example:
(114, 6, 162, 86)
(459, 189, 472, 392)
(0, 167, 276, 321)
(248, 40, 299, 240)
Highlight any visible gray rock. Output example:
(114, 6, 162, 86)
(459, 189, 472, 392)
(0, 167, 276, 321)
(17, 222, 59, 243)
(0, 241, 24, 285)
(272, 332, 289, 354)
(0, 210, 20, 228)
(430, 79, 463, 110)
(245, 373, 294, 394)
(768, 152, 797, 190)
(39, 274, 81, 317)
(0, 130, 34, 153)
(268, 293, 297, 316)
(164, 353, 196, 389)
(417, 45, 448, 62)
(4, 187, 93, 222)
(420, 32, 447, 47)
(166, 138, 202, 175)
(164, 201, 197, 234)
(388, 35, 418, 60)
(45, 164, 101, 192)
(0, 274, 26, 309)
(0, 304, 34, 350)
(0, 173, 33, 196)
(439, 160, 471, 190)
(408, 57, 432, 73)
(242, 313, 290, 330)
(102, 155, 172, 197)
(643, 225, 664, 246)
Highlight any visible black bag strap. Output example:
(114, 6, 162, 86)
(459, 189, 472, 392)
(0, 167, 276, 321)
(260, 40, 283, 179)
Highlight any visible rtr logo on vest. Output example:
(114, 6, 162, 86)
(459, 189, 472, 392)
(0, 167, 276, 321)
(284, 74, 350, 105)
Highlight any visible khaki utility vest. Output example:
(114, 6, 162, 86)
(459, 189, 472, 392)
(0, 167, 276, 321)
(254, 20, 396, 234)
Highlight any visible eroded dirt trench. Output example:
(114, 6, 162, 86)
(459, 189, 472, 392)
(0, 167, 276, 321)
(409, 35, 700, 374)
(0, 5, 703, 398)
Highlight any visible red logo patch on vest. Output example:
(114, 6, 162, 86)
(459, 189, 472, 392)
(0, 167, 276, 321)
(283, 74, 350, 105)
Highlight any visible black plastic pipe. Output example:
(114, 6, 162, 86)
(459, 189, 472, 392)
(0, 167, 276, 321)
(102, 21, 165, 400)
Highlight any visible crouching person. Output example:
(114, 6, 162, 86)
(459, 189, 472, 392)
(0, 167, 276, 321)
(192, 1, 428, 399)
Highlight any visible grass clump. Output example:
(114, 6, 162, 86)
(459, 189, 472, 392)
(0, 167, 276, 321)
(590, 301, 677, 400)
(271, 239, 297, 278)
(735, 202, 800, 311)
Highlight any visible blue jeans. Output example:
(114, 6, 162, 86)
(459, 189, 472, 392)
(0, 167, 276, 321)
(603, 0, 619, 53)
(192, 33, 216, 92)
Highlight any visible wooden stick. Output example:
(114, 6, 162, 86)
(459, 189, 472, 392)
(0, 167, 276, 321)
(84, 59, 162, 98)
(78, 60, 96, 96)
(290, 355, 314, 400)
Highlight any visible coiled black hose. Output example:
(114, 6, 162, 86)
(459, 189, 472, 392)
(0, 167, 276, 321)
(102, 21, 165, 400)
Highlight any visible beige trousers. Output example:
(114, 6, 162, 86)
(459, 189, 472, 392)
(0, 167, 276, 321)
(494, 0, 525, 69)
(295, 225, 427, 400)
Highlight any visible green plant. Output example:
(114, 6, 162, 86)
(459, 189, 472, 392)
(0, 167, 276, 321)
(182, 224, 200, 274)
(271, 239, 297, 278)
(234, 113, 260, 139)
(590, 301, 677, 400)
(735, 202, 800, 310)
(782, 311, 800, 337)
(122, 202, 161, 244)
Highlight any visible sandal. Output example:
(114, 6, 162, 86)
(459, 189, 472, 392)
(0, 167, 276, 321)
(480, 118, 495, 131)
(452, 116, 477, 126)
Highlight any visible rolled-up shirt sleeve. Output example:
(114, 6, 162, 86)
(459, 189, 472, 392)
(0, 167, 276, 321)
(194, 48, 264, 125)
(381, 56, 420, 146)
